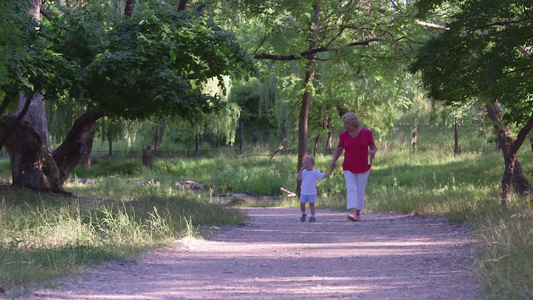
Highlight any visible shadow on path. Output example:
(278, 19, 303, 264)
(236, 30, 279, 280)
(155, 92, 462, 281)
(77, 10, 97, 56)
(30, 207, 481, 300)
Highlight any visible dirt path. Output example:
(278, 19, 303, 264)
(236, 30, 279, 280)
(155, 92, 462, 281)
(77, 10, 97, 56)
(28, 207, 481, 299)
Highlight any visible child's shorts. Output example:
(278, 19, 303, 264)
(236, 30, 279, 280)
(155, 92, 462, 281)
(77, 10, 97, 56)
(300, 194, 317, 204)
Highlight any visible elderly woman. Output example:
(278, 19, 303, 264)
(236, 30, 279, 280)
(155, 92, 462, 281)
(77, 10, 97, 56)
(329, 112, 377, 221)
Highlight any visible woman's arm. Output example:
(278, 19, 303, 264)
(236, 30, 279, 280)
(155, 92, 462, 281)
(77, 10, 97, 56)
(330, 147, 344, 172)
(369, 145, 377, 158)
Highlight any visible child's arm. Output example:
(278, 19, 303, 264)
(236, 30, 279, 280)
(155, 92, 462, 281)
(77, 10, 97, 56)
(322, 169, 332, 179)
(297, 166, 305, 181)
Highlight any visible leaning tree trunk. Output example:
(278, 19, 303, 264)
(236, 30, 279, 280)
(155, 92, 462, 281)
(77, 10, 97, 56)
(486, 101, 533, 205)
(53, 111, 104, 184)
(0, 116, 62, 192)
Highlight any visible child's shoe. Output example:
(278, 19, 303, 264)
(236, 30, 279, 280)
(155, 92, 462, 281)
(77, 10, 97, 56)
(309, 216, 316, 222)
(300, 213, 307, 222)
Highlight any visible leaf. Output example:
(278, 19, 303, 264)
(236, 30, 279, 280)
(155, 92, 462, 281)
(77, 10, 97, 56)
(170, 49, 176, 61)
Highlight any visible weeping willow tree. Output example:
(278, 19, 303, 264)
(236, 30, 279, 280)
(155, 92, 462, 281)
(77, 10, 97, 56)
(138, 76, 242, 164)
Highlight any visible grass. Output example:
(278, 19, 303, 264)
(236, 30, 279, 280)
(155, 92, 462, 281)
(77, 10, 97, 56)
(0, 173, 246, 298)
(1, 148, 532, 299)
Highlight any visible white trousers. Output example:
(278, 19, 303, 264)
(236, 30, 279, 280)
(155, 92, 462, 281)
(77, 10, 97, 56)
(343, 170, 371, 210)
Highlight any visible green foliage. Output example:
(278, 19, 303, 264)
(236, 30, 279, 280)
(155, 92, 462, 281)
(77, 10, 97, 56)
(411, 0, 533, 124)
(229, 78, 280, 144)
(0, 1, 72, 102)
(222, 0, 428, 149)
(0, 2, 25, 92)
(42, 2, 256, 121)
(71, 158, 141, 178)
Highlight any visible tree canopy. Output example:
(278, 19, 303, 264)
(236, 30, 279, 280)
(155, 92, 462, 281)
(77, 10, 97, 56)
(411, 0, 533, 125)
(1, 1, 256, 122)
(47, 2, 256, 121)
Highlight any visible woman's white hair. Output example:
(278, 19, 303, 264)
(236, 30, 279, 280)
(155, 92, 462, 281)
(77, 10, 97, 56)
(342, 112, 360, 127)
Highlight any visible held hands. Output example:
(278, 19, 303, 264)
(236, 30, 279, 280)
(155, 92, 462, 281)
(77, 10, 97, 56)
(328, 162, 336, 174)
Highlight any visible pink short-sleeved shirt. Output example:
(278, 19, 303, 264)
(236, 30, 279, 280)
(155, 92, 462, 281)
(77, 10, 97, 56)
(337, 128, 375, 173)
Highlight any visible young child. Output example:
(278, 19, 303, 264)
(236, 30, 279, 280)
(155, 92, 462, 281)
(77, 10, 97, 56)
(297, 155, 332, 222)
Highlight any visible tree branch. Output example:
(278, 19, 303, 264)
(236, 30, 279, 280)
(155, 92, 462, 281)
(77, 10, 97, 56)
(253, 38, 379, 61)
(511, 111, 533, 153)
(416, 20, 449, 30)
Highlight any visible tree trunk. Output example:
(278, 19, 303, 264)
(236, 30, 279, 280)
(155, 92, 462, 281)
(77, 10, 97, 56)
(412, 124, 417, 152)
(28, 0, 42, 23)
(16, 92, 50, 147)
(326, 131, 332, 154)
(81, 129, 96, 169)
(178, 0, 188, 11)
(0, 116, 62, 192)
(313, 134, 319, 157)
(53, 111, 104, 184)
(124, 0, 135, 19)
(296, 3, 320, 197)
(142, 122, 166, 167)
(109, 140, 113, 157)
(324, 115, 332, 154)
(297, 68, 316, 197)
(486, 101, 533, 205)
(142, 145, 155, 167)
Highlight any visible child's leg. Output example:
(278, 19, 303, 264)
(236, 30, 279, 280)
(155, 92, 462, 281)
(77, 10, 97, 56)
(310, 203, 316, 216)
(300, 198, 308, 222)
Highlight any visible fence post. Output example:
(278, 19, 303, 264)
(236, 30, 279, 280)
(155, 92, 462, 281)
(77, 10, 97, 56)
(411, 122, 417, 152)
(195, 133, 199, 156)
(454, 116, 459, 155)
(239, 121, 244, 155)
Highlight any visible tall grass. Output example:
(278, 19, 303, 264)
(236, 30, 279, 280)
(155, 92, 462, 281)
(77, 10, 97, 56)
(0, 174, 246, 297)
(1, 147, 532, 299)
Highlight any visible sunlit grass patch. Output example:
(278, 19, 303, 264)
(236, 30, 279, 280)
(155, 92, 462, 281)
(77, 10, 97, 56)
(0, 180, 246, 293)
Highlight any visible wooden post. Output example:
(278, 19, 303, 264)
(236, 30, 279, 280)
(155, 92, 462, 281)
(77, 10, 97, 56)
(195, 133, 199, 156)
(239, 121, 244, 155)
(411, 123, 417, 152)
(454, 116, 459, 155)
